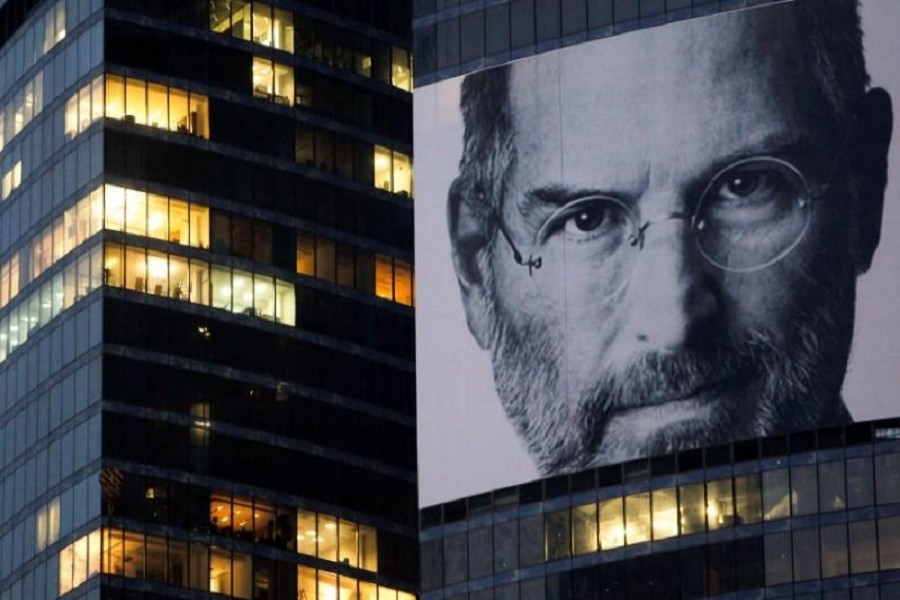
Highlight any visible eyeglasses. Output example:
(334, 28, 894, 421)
(495, 155, 833, 289)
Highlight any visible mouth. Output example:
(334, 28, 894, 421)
(613, 380, 723, 416)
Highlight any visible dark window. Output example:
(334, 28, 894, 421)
(562, 0, 587, 35)
(535, 0, 561, 42)
(510, 0, 535, 48)
(460, 11, 484, 63)
(436, 18, 460, 69)
(485, 5, 510, 55)
(443, 533, 468, 585)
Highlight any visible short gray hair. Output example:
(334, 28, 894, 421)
(449, 0, 869, 223)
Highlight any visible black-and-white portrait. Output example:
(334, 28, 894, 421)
(415, 0, 900, 507)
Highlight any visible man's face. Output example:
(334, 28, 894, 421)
(474, 7, 866, 473)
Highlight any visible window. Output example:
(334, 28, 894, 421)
(734, 474, 762, 524)
(106, 74, 125, 119)
(373, 145, 413, 196)
(706, 479, 734, 530)
(679, 483, 705, 535)
(879, 516, 900, 570)
(253, 57, 294, 105)
(572, 503, 598, 554)
(545, 509, 570, 560)
(298, 509, 316, 556)
(58, 529, 101, 596)
(763, 469, 790, 520)
(296, 232, 413, 306)
(625, 493, 650, 544)
(391, 47, 412, 91)
(374, 145, 392, 192)
(35, 496, 60, 551)
(64, 76, 103, 139)
(651, 488, 678, 540)
(598, 497, 624, 550)
(819, 460, 846, 512)
(103, 242, 295, 326)
(104, 74, 209, 138)
(791, 465, 818, 516)
(820, 523, 848, 578)
(375, 254, 393, 300)
(875, 452, 900, 504)
(764, 531, 792, 586)
(211, 1, 293, 52)
(319, 514, 338, 562)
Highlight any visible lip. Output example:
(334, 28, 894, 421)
(615, 380, 722, 414)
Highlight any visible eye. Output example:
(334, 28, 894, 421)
(700, 158, 808, 229)
(539, 196, 632, 243)
(566, 206, 610, 233)
(712, 164, 797, 207)
(724, 172, 765, 197)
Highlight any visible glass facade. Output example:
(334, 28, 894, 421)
(420, 421, 900, 599)
(0, 0, 414, 599)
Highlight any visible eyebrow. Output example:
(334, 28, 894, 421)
(521, 185, 612, 215)
(518, 132, 822, 216)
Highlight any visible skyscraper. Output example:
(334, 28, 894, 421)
(413, 0, 900, 597)
(0, 1, 417, 598)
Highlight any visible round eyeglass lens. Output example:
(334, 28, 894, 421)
(540, 195, 641, 300)
(693, 157, 812, 272)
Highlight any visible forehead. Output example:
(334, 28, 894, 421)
(505, 4, 825, 199)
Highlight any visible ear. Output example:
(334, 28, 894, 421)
(850, 87, 893, 274)
(448, 185, 494, 349)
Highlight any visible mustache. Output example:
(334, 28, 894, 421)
(562, 331, 784, 470)
(581, 331, 783, 415)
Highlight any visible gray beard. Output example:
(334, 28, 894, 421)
(484, 266, 856, 476)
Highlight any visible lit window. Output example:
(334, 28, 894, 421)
(273, 7, 294, 53)
(253, 57, 293, 106)
(359, 524, 377, 572)
(375, 255, 393, 301)
(125, 77, 147, 125)
(651, 488, 678, 541)
(188, 93, 210, 138)
(147, 83, 168, 128)
(571, 503, 598, 555)
(391, 47, 412, 92)
(106, 74, 125, 119)
(679, 483, 706, 535)
(232, 0, 251, 41)
(105, 184, 126, 231)
(624, 492, 651, 544)
(373, 146, 413, 197)
(124, 188, 147, 236)
(297, 509, 317, 557)
(147, 194, 169, 240)
(707, 478, 735, 530)
(102, 75, 208, 139)
(393, 151, 412, 197)
(169, 88, 189, 133)
(252, 2, 272, 47)
(296, 233, 315, 275)
(319, 514, 338, 562)
(210, 547, 233, 595)
(599, 497, 624, 550)
(374, 145, 392, 192)
(1, 160, 22, 200)
(211, 265, 232, 311)
(298, 566, 317, 600)
(394, 259, 413, 306)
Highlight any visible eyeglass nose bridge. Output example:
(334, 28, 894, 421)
(628, 211, 692, 249)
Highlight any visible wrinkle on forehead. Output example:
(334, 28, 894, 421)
(504, 4, 816, 211)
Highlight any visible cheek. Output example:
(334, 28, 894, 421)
(717, 247, 822, 344)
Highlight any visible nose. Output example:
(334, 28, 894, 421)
(623, 218, 718, 352)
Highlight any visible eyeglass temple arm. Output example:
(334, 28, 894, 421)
(494, 216, 542, 276)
